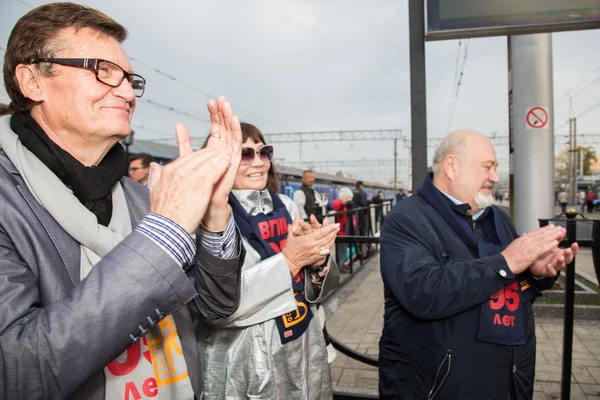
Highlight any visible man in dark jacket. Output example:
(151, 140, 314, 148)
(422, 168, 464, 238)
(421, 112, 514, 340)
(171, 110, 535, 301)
(352, 180, 370, 236)
(379, 130, 579, 399)
(372, 190, 385, 229)
(395, 188, 407, 204)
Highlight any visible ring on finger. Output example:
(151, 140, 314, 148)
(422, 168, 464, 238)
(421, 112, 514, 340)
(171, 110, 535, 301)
(318, 246, 330, 256)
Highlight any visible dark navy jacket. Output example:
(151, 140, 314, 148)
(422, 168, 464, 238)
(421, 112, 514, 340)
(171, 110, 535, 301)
(379, 191, 556, 400)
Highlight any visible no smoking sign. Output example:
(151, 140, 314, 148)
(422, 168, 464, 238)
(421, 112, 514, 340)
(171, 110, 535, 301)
(525, 106, 549, 130)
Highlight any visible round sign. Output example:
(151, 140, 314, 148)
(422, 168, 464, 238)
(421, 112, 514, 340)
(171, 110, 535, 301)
(526, 107, 548, 129)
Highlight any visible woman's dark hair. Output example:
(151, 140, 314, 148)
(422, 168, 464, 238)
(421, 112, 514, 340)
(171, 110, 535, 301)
(201, 122, 279, 193)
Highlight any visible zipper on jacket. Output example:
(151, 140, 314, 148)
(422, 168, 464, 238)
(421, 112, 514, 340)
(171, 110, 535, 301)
(428, 349, 452, 400)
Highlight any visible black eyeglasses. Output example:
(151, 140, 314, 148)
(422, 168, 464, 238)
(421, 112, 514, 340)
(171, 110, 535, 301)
(33, 58, 146, 98)
(241, 145, 274, 166)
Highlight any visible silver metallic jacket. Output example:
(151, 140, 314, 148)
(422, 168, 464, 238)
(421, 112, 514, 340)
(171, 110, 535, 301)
(198, 189, 340, 399)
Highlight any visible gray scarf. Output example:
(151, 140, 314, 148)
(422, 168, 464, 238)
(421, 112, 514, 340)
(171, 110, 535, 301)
(0, 116, 194, 400)
(0, 116, 130, 275)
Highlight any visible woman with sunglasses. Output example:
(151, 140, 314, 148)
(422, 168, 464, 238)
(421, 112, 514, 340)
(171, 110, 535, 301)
(198, 122, 340, 399)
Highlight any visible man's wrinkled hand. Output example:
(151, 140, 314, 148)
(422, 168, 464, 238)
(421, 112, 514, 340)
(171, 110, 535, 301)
(530, 243, 579, 278)
(148, 123, 229, 234)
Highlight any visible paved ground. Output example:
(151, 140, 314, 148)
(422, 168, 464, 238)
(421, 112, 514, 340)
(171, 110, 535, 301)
(324, 255, 600, 399)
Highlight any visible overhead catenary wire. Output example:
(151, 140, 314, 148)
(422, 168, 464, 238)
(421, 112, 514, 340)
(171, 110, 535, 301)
(556, 98, 600, 132)
(576, 99, 600, 120)
(131, 123, 210, 142)
(556, 64, 600, 104)
(137, 98, 210, 123)
(128, 56, 288, 131)
(446, 39, 470, 133)
(15, 0, 33, 8)
(445, 40, 462, 133)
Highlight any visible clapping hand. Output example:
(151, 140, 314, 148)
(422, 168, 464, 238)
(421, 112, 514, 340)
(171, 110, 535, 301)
(148, 95, 240, 234)
(529, 242, 579, 278)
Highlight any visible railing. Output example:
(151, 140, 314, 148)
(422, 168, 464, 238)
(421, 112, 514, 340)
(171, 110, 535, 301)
(318, 199, 395, 399)
(320, 199, 393, 274)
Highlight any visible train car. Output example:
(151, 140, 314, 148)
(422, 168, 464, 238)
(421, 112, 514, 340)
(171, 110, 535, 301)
(124, 141, 398, 204)
(274, 164, 396, 208)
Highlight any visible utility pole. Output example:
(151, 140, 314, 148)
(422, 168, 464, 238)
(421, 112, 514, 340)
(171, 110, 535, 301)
(509, 34, 554, 234)
(579, 147, 584, 180)
(408, 150, 413, 191)
(394, 138, 398, 190)
(568, 118, 578, 205)
(572, 118, 578, 204)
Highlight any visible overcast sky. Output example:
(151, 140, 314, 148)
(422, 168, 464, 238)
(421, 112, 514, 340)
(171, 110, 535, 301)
(1, 0, 600, 187)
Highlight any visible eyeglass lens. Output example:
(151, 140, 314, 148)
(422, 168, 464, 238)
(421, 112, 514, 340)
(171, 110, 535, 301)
(97, 60, 145, 97)
(241, 146, 273, 165)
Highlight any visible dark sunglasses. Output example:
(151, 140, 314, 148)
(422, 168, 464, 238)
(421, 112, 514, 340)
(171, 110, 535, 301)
(241, 145, 274, 166)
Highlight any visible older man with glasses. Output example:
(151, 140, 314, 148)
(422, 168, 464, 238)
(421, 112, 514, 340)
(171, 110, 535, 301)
(0, 3, 246, 399)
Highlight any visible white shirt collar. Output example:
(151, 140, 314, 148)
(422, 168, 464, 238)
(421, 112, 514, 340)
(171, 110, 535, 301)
(439, 190, 486, 220)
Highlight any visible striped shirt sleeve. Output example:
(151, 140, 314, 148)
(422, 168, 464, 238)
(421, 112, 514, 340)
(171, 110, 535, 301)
(198, 213, 239, 260)
(136, 213, 196, 268)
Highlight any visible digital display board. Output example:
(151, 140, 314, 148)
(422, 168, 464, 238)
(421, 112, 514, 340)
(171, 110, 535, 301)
(426, 0, 600, 41)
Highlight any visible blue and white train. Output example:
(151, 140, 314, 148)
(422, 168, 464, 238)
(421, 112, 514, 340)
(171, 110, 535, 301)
(275, 164, 397, 208)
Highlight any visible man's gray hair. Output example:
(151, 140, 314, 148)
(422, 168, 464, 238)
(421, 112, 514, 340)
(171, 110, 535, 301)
(431, 133, 467, 176)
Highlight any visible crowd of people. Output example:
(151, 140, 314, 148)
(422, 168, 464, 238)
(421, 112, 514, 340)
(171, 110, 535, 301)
(556, 188, 600, 214)
(0, 3, 578, 400)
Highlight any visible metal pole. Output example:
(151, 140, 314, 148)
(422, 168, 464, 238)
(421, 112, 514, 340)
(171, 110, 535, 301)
(508, 39, 515, 219)
(408, 0, 427, 190)
(573, 118, 578, 204)
(394, 138, 398, 190)
(575, 118, 580, 179)
(509, 34, 555, 233)
(562, 216, 577, 400)
(569, 118, 575, 204)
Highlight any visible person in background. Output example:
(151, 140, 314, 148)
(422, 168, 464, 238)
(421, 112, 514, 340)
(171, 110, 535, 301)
(128, 152, 152, 185)
(580, 190, 586, 213)
(395, 188, 407, 204)
(294, 169, 325, 222)
(352, 180, 370, 236)
(198, 122, 340, 399)
(332, 187, 354, 270)
(557, 189, 568, 213)
(586, 189, 596, 213)
(372, 190, 385, 229)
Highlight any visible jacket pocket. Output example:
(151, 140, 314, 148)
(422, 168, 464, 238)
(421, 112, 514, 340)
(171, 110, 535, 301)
(428, 349, 452, 400)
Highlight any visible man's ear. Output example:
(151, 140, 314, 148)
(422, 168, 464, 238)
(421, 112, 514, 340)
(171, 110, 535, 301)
(444, 155, 459, 182)
(15, 64, 46, 103)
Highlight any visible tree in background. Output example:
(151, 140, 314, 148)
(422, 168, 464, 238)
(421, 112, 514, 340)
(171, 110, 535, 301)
(555, 145, 597, 178)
